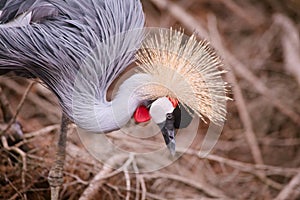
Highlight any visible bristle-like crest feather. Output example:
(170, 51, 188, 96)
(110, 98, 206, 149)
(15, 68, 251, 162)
(136, 29, 229, 124)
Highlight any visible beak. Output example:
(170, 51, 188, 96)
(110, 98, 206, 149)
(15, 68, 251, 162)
(160, 113, 176, 156)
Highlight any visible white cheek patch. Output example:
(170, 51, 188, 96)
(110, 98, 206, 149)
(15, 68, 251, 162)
(150, 97, 175, 124)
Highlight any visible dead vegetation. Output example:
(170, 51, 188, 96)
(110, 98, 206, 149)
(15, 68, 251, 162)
(1, 0, 300, 199)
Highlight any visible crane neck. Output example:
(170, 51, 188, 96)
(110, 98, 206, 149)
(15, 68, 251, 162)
(109, 73, 153, 129)
(75, 73, 153, 133)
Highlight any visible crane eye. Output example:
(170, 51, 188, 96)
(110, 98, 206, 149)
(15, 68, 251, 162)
(166, 113, 173, 120)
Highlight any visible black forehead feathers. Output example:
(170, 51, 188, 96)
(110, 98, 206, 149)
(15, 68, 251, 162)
(173, 103, 193, 129)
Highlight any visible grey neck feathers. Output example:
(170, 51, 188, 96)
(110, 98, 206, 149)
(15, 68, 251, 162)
(73, 73, 152, 133)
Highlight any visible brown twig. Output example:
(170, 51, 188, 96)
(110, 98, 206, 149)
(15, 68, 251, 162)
(182, 149, 299, 177)
(132, 159, 141, 200)
(275, 172, 300, 200)
(274, 14, 300, 86)
(2, 136, 27, 200)
(213, 0, 260, 26)
(25, 124, 60, 139)
(0, 87, 13, 122)
(101, 184, 115, 199)
(149, 0, 209, 38)
(207, 14, 264, 164)
(259, 137, 300, 147)
(105, 183, 125, 199)
(66, 140, 103, 170)
(139, 175, 147, 200)
(206, 15, 297, 192)
(10, 124, 61, 149)
(6, 176, 23, 200)
(2, 82, 35, 136)
(64, 172, 89, 186)
(8, 184, 37, 200)
(79, 154, 134, 200)
(0, 79, 60, 123)
(114, 185, 169, 200)
(210, 25, 300, 125)
(143, 172, 230, 199)
(124, 167, 131, 200)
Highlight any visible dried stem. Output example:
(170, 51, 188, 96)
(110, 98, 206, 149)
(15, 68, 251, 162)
(79, 154, 134, 200)
(274, 172, 300, 200)
(1, 82, 34, 136)
(1, 136, 27, 200)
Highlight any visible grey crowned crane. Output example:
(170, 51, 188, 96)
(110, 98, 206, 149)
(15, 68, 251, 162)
(0, 0, 229, 199)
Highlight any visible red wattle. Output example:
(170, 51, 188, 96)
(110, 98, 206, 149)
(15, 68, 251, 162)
(168, 97, 179, 108)
(134, 105, 151, 123)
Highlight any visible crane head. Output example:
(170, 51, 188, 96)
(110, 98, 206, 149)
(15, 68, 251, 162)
(130, 28, 231, 155)
(133, 96, 193, 156)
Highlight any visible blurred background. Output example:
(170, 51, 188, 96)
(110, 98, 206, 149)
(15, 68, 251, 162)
(1, 0, 300, 199)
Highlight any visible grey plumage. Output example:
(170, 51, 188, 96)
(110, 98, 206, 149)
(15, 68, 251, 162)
(0, 0, 145, 126)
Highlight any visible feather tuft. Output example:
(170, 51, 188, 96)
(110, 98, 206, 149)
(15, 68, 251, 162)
(136, 28, 230, 124)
